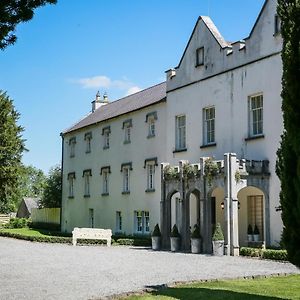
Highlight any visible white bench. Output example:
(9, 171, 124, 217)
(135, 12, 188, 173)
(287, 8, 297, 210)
(72, 227, 112, 246)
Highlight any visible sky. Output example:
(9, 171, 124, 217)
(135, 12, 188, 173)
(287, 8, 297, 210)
(0, 0, 265, 174)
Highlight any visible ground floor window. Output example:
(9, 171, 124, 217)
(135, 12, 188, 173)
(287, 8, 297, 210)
(247, 195, 264, 238)
(134, 211, 150, 234)
(116, 211, 122, 232)
(89, 208, 94, 228)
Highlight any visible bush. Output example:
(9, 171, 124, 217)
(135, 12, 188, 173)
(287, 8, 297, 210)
(170, 224, 180, 238)
(191, 224, 201, 239)
(240, 247, 262, 257)
(152, 224, 161, 237)
(247, 224, 253, 235)
(4, 218, 29, 229)
(114, 237, 151, 247)
(212, 223, 224, 241)
(253, 225, 260, 235)
(262, 249, 288, 261)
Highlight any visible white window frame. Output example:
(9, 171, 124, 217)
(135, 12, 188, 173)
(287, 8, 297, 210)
(68, 173, 75, 198)
(103, 130, 110, 149)
(175, 115, 186, 150)
(148, 117, 155, 137)
(203, 106, 215, 145)
(89, 208, 94, 228)
(196, 47, 204, 66)
(134, 211, 150, 234)
(147, 163, 155, 190)
(123, 167, 130, 193)
(84, 132, 92, 153)
(102, 169, 109, 195)
(116, 211, 122, 232)
(83, 170, 91, 197)
(248, 195, 264, 239)
(249, 94, 263, 137)
(69, 138, 76, 158)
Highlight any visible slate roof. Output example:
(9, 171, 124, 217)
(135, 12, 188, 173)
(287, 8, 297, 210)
(23, 197, 39, 213)
(63, 82, 166, 135)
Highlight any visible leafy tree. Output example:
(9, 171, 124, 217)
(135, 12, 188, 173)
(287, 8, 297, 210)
(0, 91, 26, 213)
(40, 165, 61, 208)
(0, 0, 57, 50)
(276, 0, 300, 268)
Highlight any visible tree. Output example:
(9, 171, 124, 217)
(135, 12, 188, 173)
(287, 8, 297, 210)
(0, 0, 57, 50)
(0, 91, 26, 213)
(40, 165, 61, 208)
(276, 0, 300, 268)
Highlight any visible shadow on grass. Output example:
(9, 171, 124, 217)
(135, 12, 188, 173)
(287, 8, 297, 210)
(32, 229, 71, 237)
(146, 286, 282, 300)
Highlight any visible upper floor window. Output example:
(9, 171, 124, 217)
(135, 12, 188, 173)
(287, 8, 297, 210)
(67, 172, 75, 198)
(145, 111, 157, 138)
(144, 157, 157, 192)
(203, 107, 215, 145)
(69, 137, 76, 158)
(83, 169, 92, 197)
(100, 166, 110, 195)
(116, 211, 122, 232)
(134, 211, 150, 234)
(175, 115, 186, 150)
(196, 47, 204, 67)
(121, 162, 132, 193)
(84, 132, 92, 153)
(274, 15, 281, 35)
(123, 119, 132, 144)
(102, 126, 111, 149)
(249, 94, 263, 137)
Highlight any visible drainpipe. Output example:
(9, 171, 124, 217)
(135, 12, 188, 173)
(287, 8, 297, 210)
(60, 133, 64, 232)
(224, 153, 231, 256)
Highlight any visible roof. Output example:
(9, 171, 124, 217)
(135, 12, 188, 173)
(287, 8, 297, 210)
(63, 82, 166, 135)
(23, 198, 39, 213)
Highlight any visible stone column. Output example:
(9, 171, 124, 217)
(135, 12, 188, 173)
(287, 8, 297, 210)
(224, 153, 231, 256)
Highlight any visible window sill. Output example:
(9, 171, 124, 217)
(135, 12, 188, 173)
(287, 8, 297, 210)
(103, 146, 109, 150)
(173, 148, 187, 153)
(195, 63, 204, 68)
(85, 151, 91, 154)
(245, 134, 265, 142)
(145, 189, 155, 193)
(122, 191, 130, 195)
(123, 140, 131, 145)
(147, 134, 155, 139)
(84, 195, 90, 198)
(200, 142, 217, 149)
(70, 155, 75, 158)
(101, 193, 109, 196)
(68, 196, 74, 199)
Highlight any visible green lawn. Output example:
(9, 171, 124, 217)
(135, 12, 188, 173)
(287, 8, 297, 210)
(124, 275, 300, 300)
(0, 227, 70, 237)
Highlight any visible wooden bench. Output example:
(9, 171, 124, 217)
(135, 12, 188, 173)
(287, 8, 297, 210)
(72, 227, 112, 246)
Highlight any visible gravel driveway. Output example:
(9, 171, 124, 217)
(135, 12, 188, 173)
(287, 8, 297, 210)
(0, 237, 299, 300)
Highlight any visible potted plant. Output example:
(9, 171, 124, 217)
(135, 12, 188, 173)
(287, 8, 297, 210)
(151, 224, 161, 251)
(170, 224, 181, 252)
(191, 224, 202, 254)
(212, 223, 224, 256)
(247, 224, 253, 242)
(253, 224, 260, 242)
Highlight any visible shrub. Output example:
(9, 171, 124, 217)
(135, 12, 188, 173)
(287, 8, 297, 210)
(170, 224, 180, 238)
(4, 218, 29, 229)
(253, 225, 260, 235)
(29, 222, 60, 231)
(247, 224, 253, 235)
(191, 224, 201, 239)
(152, 224, 161, 237)
(212, 223, 224, 241)
(262, 249, 288, 261)
(240, 247, 262, 257)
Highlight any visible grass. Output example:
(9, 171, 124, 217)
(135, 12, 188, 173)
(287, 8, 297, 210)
(124, 275, 300, 300)
(0, 227, 69, 237)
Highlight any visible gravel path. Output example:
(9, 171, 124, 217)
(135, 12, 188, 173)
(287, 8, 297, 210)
(0, 237, 299, 300)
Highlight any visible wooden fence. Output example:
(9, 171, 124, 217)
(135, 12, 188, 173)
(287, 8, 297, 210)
(31, 208, 60, 224)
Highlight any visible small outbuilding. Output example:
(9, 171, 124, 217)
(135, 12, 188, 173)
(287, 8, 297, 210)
(16, 198, 40, 218)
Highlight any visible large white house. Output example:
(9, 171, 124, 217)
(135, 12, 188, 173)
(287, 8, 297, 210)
(61, 0, 283, 255)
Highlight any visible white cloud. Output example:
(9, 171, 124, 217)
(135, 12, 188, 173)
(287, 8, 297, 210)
(126, 86, 142, 96)
(71, 75, 141, 97)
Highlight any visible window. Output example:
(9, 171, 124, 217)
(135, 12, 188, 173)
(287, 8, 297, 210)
(248, 195, 264, 239)
(175, 115, 186, 150)
(145, 111, 157, 138)
(116, 211, 122, 232)
(89, 208, 94, 228)
(101, 126, 110, 149)
(121, 163, 132, 193)
(147, 164, 155, 190)
(103, 170, 109, 195)
(134, 211, 150, 234)
(69, 137, 76, 158)
(274, 15, 281, 35)
(123, 119, 132, 144)
(196, 47, 204, 66)
(249, 94, 263, 137)
(84, 132, 92, 153)
(67, 172, 75, 198)
(203, 107, 215, 145)
(83, 169, 92, 197)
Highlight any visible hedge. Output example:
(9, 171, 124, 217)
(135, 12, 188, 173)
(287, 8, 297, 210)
(29, 222, 61, 231)
(240, 247, 288, 261)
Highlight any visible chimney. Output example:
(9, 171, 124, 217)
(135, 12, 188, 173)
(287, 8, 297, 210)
(91, 91, 109, 112)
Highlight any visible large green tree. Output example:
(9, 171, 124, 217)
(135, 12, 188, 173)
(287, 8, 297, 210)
(40, 165, 61, 208)
(276, 0, 300, 268)
(0, 0, 57, 50)
(0, 91, 26, 213)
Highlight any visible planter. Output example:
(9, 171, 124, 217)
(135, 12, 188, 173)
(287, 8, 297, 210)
(170, 237, 180, 252)
(253, 234, 260, 242)
(248, 234, 253, 242)
(151, 236, 161, 251)
(191, 238, 201, 254)
(212, 240, 224, 256)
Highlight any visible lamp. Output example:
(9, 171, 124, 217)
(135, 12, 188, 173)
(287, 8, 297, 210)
(221, 202, 224, 210)
(221, 201, 241, 209)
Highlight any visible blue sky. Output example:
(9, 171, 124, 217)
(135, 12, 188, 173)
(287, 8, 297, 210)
(0, 0, 265, 174)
